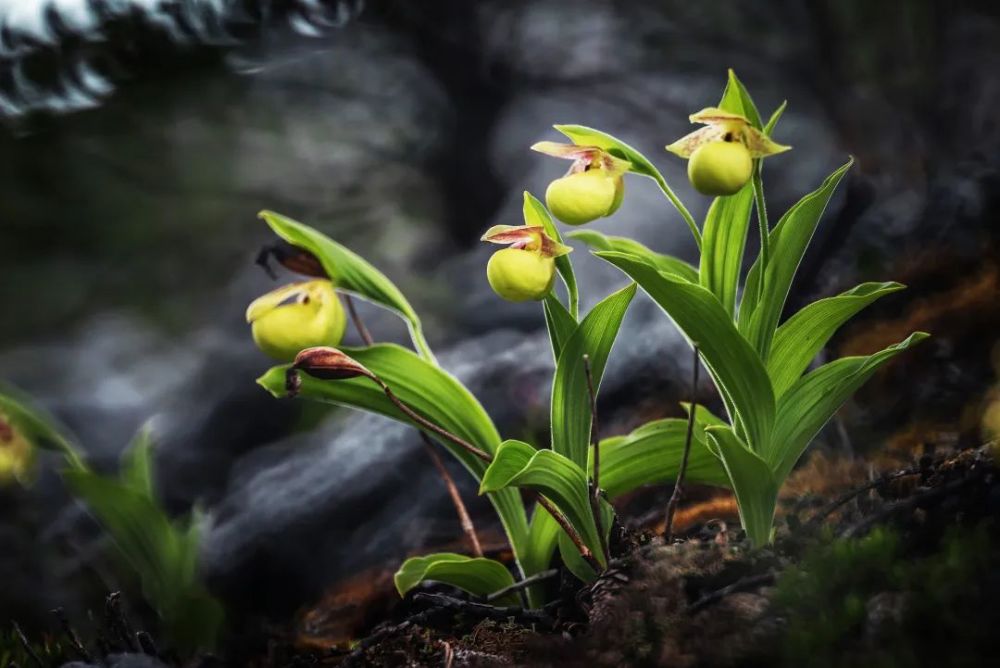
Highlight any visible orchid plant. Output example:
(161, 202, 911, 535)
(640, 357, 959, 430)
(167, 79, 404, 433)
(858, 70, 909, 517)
(247, 70, 927, 606)
(0, 388, 223, 652)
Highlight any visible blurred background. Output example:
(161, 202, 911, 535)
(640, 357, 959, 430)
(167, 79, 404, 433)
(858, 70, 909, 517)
(2, 0, 999, 641)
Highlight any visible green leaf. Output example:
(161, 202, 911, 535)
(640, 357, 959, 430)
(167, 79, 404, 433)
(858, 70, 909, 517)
(521, 505, 561, 608)
(259, 210, 436, 362)
(479, 439, 537, 493)
(543, 293, 577, 363)
(524, 192, 578, 318)
(705, 426, 778, 547)
(737, 159, 854, 359)
(557, 498, 613, 583)
(568, 230, 699, 282)
(719, 69, 762, 129)
(63, 469, 222, 651)
(767, 282, 906, 398)
(764, 101, 787, 135)
(770, 332, 929, 482)
(480, 449, 605, 567)
(394, 553, 518, 605)
(120, 424, 156, 497)
(595, 418, 730, 498)
(554, 125, 701, 249)
(0, 384, 84, 470)
(699, 183, 755, 317)
(551, 283, 637, 467)
(257, 343, 529, 559)
(595, 252, 775, 455)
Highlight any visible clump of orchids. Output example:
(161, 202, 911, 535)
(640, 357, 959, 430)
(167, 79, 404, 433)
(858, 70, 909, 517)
(248, 70, 926, 608)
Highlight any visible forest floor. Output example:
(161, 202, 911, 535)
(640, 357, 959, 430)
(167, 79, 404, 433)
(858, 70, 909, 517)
(275, 444, 1000, 667)
(6, 443, 997, 668)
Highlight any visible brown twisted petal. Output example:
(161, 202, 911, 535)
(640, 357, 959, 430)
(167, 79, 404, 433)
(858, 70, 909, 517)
(292, 346, 373, 381)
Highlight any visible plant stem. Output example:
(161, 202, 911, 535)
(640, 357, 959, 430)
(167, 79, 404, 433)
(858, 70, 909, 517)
(324, 332, 598, 573)
(375, 382, 492, 463)
(342, 297, 485, 555)
(752, 165, 769, 306)
(653, 173, 702, 251)
(373, 378, 600, 571)
(664, 344, 700, 542)
(534, 493, 603, 572)
(582, 354, 610, 565)
(343, 294, 374, 346)
(419, 431, 484, 557)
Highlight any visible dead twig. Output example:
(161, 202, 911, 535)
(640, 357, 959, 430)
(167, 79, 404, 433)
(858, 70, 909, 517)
(582, 354, 610, 565)
(486, 568, 559, 603)
(344, 295, 485, 557)
(420, 431, 484, 557)
(412, 593, 555, 628)
(689, 571, 776, 613)
(840, 474, 978, 539)
(51, 608, 92, 663)
(807, 466, 920, 527)
(343, 293, 374, 346)
(10, 621, 44, 668)
(665, 344, 700, 542)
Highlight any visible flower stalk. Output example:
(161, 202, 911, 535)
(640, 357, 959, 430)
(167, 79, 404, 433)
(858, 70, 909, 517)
(583, 354, 610, 565)
(664, 345, 700, 542)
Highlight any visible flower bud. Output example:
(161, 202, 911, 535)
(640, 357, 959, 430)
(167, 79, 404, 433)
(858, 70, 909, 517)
(246, 279, 347, 361)
(486, 248, 555, 302)
(687, 141, 752, 196)
(545, 170, 623, 226)
(0, 412, 34, 486)
(293, 346, 373, 380)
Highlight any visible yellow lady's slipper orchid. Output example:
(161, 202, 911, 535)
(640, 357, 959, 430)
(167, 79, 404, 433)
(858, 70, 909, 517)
(481, 224, 572, 302)
(0, 411, 34, 486)
(667, 107, 790, 197)
(688, 141, 752, 196)
(246, 279, 346, 361)
(532, 141, 629, 225)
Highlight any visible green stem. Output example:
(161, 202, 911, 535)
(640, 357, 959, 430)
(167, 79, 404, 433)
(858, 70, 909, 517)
(653, 173, 702, 251)
(752, 162, 769, 306)
(410, 325, 438, 366)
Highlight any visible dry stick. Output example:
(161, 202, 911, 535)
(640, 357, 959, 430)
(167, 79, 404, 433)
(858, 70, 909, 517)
(486, 568, 559, 603)
(11, 621, 43, 668)
(344, 294, 484, 557)
(582, 354, 610, 566)
(373, 385, 601, 571)
(342, 293, 374, 347)
(419, 431, 484, 557)
(664, 344, 700, 542)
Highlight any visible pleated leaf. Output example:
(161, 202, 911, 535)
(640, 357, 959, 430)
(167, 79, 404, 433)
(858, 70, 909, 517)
(705, 426, 778, 547)
(699, 183, 755, 317)
(569, 229, 698, 282)
(595, 418, 730, 498)
(551, 283, 637, 467)
(737, 159, 854, 359)
(767, 281, 905, 398)
(595, 251, 775, 455)
(770, 332, 929, 482)
(480, 448, 605, 567)
(257, 343, 529, 557)
(259, 210, 435, 361)
(394, 553, 518, 605)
